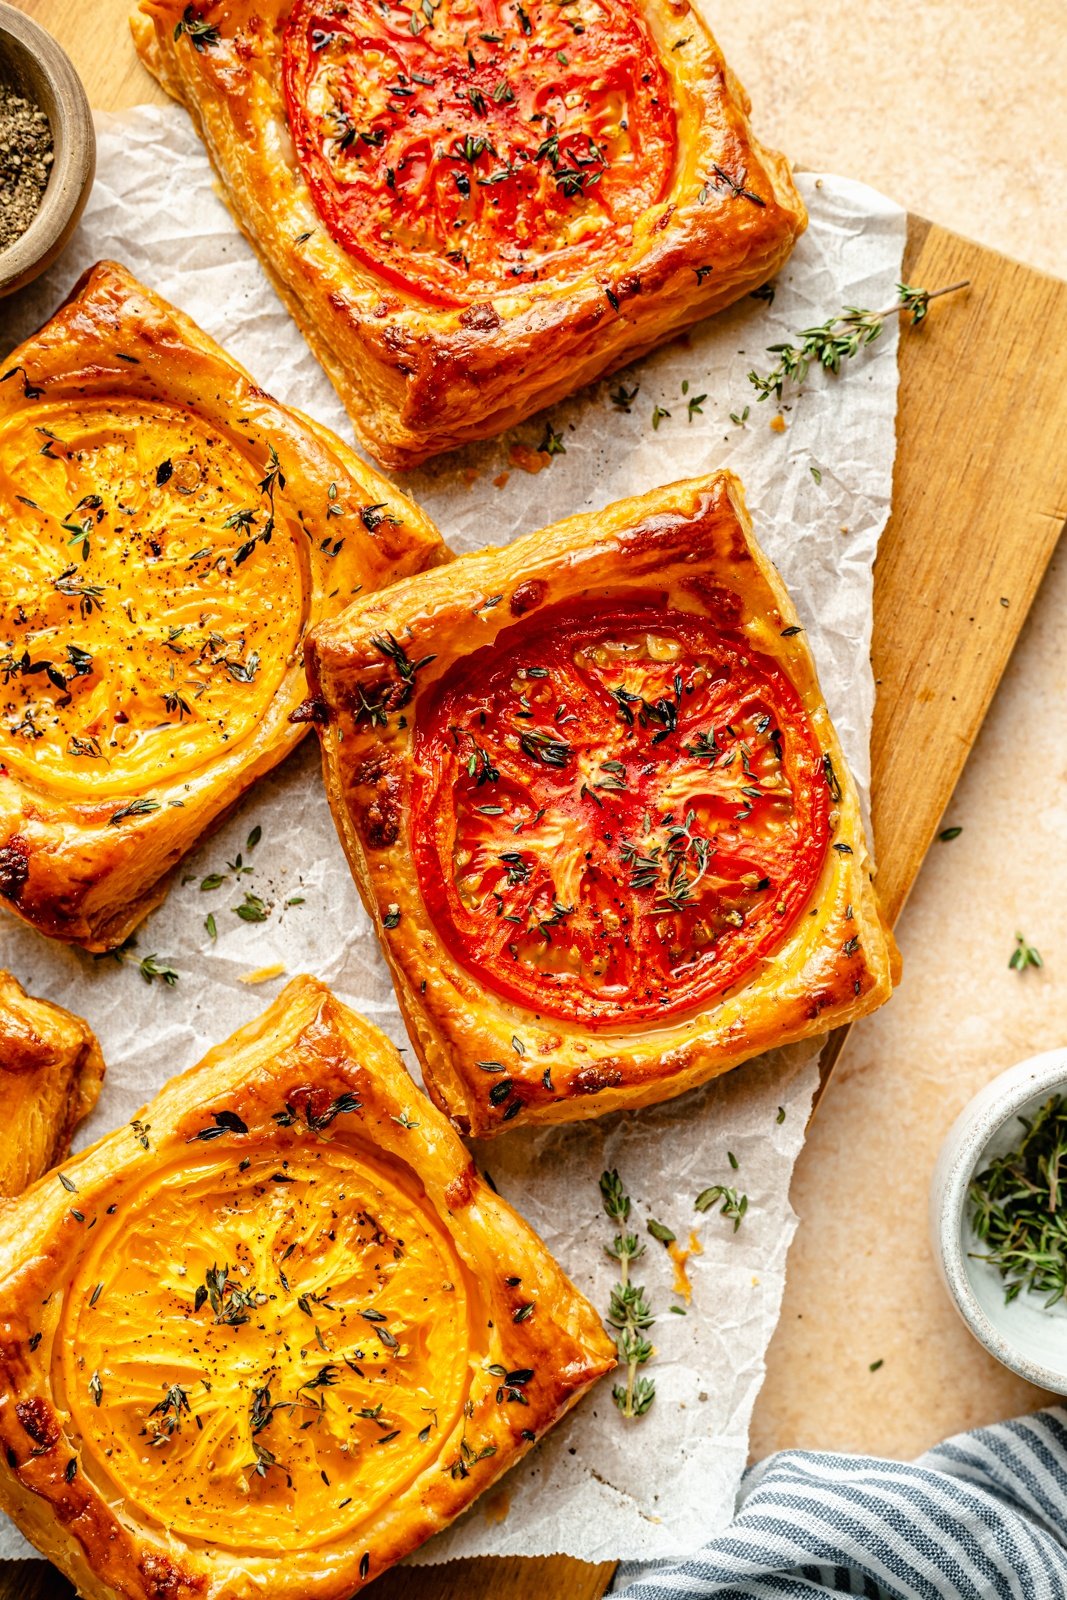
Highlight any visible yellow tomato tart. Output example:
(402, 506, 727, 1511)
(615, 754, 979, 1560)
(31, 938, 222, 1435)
(0, 971, 104, 1197)
(306, 470, 900, 1136)
(0, 260, 446, 951)
(130, 0, 806, 469)
(0, 975, 613, 1597)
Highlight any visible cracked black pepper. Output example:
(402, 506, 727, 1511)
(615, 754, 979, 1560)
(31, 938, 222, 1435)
(0, 86, 53, 251)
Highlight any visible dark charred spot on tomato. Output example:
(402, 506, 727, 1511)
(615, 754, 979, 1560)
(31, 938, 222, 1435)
(459, 303, 502, 331)
(445, 1161, 480, 1211)
(510, 579, 547, 616)
(573, 1063, 624, 1095)
(15, 1398, 57, 1448)
(139, 1552, 206, 1600)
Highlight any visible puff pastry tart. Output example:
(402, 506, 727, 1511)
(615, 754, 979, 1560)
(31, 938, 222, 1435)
(306, 470, 900, 1136)
(0, 261, 445, 951)
(0, 975, 613, 1598)
(130, 0, 806, 469)
(0, 971, 104, 1197)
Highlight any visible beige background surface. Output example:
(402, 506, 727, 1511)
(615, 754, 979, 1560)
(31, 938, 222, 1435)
(10, 0, 1067, 1464)
(738, 0, 1067, 1460)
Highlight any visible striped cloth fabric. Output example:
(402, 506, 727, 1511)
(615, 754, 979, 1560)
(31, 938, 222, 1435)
(613, 1409, 1067, 1600)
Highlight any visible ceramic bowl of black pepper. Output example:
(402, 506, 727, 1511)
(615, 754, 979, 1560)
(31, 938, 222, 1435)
(0, 0, 94, 298)
(930, 1046, 1067, 1393)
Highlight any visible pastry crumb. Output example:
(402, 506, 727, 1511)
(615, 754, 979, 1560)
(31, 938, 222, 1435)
(237, 963, 287, 985)
(492, 471, 510, 489)
(508, 443, 548, 474)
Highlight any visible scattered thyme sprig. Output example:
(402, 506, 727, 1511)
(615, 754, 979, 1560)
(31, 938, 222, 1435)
(970, 1094, 1067, 1306)
(748, 280, 970, 403)
(695, 1184, 748, 1231)
(1009, 932, 1043, 973)
(600, 1169, 655, 1418)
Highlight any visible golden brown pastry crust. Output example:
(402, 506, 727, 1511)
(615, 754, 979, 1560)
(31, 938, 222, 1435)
(130, 0, 807, 469)
(306, 471, 901, 1136)
(0, 261, 446, 951)
(0, 971, 104, 1196)
(0, 975, 613, 1599)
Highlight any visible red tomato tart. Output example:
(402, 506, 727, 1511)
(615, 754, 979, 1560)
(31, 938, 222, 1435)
(305, 471, 900, 1135)
(131, 0, 806, 468)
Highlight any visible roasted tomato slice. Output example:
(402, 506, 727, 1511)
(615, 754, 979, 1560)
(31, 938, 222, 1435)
(282, 0, 676, 306)
(411, 598, 832, 1026)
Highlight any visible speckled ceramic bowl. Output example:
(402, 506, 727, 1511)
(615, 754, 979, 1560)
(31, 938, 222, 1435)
(0, 1, 95, 297)
(931, 1046, 1067, 1393)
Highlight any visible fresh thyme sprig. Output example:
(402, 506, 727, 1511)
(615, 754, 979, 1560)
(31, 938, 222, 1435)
(970, 1095, 1067, 1306)
(600, 1169, 655, 1418)
(1009, 932, 1043, 973)
(748, 280, 970, 402)
(695, 1184, 748, 1231)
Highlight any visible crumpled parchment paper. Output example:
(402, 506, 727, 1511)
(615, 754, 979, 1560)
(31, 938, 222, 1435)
(0, 104, 905, 1564)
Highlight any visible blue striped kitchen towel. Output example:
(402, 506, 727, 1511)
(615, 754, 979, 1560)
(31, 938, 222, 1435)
(613, 1409, 1067, 1599)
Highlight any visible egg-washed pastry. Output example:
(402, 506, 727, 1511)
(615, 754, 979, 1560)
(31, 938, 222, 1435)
(0, 970, 104, 1196)
(130, 0, 806, 470)
(0, 975, 613, 1597)
(0, 260, 446, 951)
(306, 470, 900, 1136)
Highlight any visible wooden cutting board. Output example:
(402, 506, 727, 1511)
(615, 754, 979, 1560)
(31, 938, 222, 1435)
(2, 5, 1066, 1595)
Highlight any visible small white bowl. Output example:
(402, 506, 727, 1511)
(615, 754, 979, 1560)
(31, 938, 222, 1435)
(930, 1046, 1067, 1393)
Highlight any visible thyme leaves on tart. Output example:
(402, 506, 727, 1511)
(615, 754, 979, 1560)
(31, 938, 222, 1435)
(51, 568, 105, 617)
(360, 502, 401, 533)
(352, 631, 436, 726)
(188, 1109, 250, 1142)
(108, 797, 161, 826)
(272, 1091, 361, 1131)
(600, 1169, 656, 1418)
(174, 5, 221, 50)
(2, 363, 44, 399)
(698, 163, 766, 207)
(748, 280, 970, 402)
(147, 1383, 192, 1444)
(193, 1263, 266, 1326)
(227, 444, 285, 566)
(486, 1362, 534, 1406)
(970, 1094, 1067, 1306)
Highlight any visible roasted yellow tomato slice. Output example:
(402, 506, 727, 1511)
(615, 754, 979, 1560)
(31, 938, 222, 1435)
(61, 1123, 470, 1552)
(412, 597, 831, 1026)
(0, 398, 305, 798)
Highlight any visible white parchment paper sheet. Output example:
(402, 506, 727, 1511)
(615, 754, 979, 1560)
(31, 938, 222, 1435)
(0, 105, 905, 1563)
